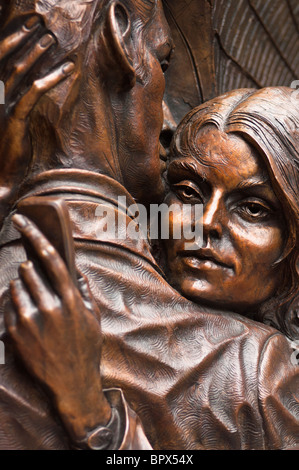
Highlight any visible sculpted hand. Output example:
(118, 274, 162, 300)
(0, 17, 74, 222)
(5, 214, 112, 443)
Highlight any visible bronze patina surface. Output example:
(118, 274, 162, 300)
(0, 0, 298, 450)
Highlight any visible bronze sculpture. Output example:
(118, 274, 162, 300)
(0, 0, 298, 451)
(162, 87, 299, 340)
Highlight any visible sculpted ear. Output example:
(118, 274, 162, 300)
(100, 2, 136, 91)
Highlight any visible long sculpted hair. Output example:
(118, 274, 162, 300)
(171, 87, 299, 340)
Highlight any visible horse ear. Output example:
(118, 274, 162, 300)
(99, 2, 136, 91)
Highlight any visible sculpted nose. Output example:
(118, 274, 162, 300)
(160, 101, 177, 152)
(202, 190, 223, 240)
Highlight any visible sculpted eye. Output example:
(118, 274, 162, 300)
(238, 201, 272, 221)
(158, 45, 174, 74)
(160, 59, 170, 73)
(172, 181, 202, 203)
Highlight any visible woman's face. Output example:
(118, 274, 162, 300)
(163, 127, 287, 313)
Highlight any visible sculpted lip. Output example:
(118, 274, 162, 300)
(178, 248, 234, 271)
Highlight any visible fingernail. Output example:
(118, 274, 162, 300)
(39, 33, 56, 48)
(24, 16, 41, 31)
(62, 62, 75, 76)
(12, 214, 28, 229)
(20, 260, 33, 271)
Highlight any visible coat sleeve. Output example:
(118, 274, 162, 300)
(72, 388, 153, 450)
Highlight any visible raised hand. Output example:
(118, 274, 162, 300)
(0, 17, 75, 223)
(5, 213, 112, 444)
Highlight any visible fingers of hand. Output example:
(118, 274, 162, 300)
(0, 16, 41, 62)
(5, 33, 56, 98)
(19, 260, 58, 313)
(8, 278, 38, 340)
(13, 61, 75, 120)
(8, 278, 44, 361)
(12, 214, 75, 300)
